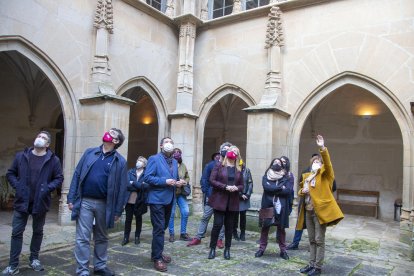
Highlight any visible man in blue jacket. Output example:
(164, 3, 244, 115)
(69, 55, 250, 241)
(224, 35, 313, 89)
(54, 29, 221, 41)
(2, 131, 63, 275)
(144, 137, 181, 272)
(187, 142, 231, 248)
(67, 128, 127, 276)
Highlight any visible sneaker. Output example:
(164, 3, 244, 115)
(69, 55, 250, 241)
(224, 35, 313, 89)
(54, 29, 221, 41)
(187, 238, 201, 247)
(1, 266, 19, 275)
(29, 259, 44, 272)
(180, 233, 191, 241)
(217, 239, 224, 249)
(94, 267, 115, 276)
(287, 242, 299, 250)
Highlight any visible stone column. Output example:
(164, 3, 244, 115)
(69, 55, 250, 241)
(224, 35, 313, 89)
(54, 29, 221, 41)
(243, 5, 288, 210)
(170, 14, 202, 211)
(244, 108, 290, 197)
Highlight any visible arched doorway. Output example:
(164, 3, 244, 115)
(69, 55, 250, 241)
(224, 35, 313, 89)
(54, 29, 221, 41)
(122, 87, 159, 167)
(299, 84, 403, 220)
(202, 94, 249, 166)
(0, 50, 64, 215)
(0, 36, 78, 225)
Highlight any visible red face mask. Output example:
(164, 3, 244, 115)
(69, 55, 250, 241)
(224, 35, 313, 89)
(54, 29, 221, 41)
(226, 151, 237, 160)
(102, 132, 113, 143)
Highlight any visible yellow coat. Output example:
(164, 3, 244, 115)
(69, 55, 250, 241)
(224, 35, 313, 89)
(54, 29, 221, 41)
(296, 147, 344, 230)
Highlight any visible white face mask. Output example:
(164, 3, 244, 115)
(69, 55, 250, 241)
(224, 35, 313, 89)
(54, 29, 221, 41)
(34, 138, 47, 148)
(163, 142, 174, 153)
(136, 161, 144, 169)
(312, 162, 321, 171)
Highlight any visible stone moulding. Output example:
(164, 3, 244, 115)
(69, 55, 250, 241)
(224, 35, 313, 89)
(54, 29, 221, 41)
(79, 93, 136, 106)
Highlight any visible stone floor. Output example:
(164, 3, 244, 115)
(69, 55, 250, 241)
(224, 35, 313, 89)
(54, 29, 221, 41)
(0, 209, 413, 275)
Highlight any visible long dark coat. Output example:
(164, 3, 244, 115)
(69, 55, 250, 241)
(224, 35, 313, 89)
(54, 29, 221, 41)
(208, 163, 244, 212)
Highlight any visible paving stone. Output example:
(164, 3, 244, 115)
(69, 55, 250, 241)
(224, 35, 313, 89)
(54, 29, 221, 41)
(353, 263, 392, 276)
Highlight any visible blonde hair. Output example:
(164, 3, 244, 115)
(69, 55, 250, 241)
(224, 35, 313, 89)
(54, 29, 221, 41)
(222, 145, 242, 172)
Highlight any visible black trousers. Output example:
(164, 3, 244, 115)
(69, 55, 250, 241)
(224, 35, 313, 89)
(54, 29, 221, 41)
(9, 209, 46, 267)
(210, 209, 237, 249)
(124, 203, 143, 238)
(233, 210, 247, 232)
(149, 203, 172, 260)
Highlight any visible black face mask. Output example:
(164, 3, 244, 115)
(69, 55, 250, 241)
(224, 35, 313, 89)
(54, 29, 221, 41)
(220, 150, 227, 157)
(271, 164, 282, 171)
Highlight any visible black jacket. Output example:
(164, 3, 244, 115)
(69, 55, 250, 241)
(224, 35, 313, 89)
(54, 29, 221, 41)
(6, 148, 63, 214)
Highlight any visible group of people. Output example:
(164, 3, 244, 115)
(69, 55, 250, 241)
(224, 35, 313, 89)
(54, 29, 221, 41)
(2, 129, 343, 276)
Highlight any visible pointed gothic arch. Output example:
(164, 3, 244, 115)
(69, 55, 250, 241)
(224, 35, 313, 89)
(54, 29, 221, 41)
(287, 72, 413, 217)
(0, 35, 78, 225)
(194, 84, 256, 197)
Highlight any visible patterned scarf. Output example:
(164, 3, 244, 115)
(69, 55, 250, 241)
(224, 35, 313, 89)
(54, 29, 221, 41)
(266, 169, 285, 181)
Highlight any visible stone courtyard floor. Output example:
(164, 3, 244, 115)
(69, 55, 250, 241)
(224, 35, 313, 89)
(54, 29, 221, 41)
(0, 210, 413, 275)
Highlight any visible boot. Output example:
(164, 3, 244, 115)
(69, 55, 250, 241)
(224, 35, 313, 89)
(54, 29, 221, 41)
(208, 248, 216, 259)
(233, 230, 240, 241)
(122, 236, 129, 246)
(239, 230, 246, 241)
(224, 247, 231, 260)
(134, 236, 140, 245)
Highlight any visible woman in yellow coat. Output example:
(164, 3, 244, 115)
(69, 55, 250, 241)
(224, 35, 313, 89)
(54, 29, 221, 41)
(297, 135, 343, 276)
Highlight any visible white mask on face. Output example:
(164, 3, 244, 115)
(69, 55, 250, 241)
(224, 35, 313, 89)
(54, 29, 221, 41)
(163, 142, 174, 153)
(34, 138, 47, 148)
(312, 162, 321, 171)
(136, 161, 144, 169)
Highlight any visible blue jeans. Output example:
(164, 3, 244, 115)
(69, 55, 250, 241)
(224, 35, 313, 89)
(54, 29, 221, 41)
(74, 198, 108, 276)
(8, 209, 46, 268)
(168, 195, 189, 235)
(293, 229, 303, 244)
(150, 203, 173, 261)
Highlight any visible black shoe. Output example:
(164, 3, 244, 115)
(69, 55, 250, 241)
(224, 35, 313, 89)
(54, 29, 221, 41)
(255, 249, 264, 258)
(134, 237, 140, 245)
(280, 251, 289, 260)
(121, 237, 129, 246)
(233, 231, 240, 241)
(223, 247, 231, 260)
(208, 248, 216, 259)
(94, 267, 115, 276)
(307, 268, 321, 276)
(300, 265, 314, 274)
(239, 231, 245, 241)
(287, 242, 299, 250)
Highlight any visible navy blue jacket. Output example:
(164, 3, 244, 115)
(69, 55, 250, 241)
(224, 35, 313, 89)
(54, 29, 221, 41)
(6, 148, 63, 214)
(200, 160, 217, 204)
(67, 146, 127, 229)
(144, 152, 178, 205)
(123, 168, 149, 207)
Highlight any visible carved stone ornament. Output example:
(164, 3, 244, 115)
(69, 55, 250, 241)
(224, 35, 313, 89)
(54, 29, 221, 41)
(94, 0, 114, 34)
(265, 6, 284, 48)
(179, 23, 196, 38)
(232, 0, 242, 14)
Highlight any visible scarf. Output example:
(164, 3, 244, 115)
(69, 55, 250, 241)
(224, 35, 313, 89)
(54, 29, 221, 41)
(266, 169, 285, 181)
(306, 170, 318, 188)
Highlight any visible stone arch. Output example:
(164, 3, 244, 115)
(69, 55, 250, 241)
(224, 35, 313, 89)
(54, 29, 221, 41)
(0, 35, 78, 225)
(287, 71, 414, 215)
(194, 84, 256, 204)
(116, 76, 169, 143)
